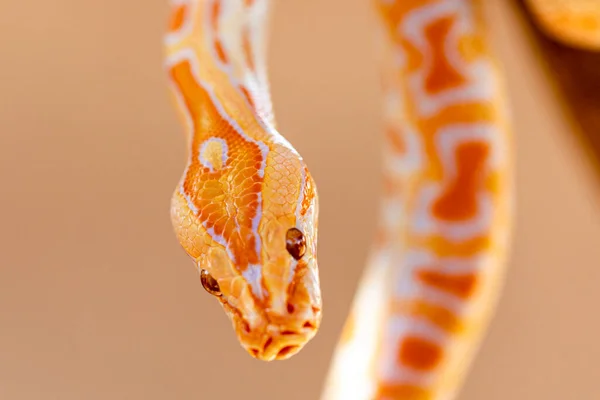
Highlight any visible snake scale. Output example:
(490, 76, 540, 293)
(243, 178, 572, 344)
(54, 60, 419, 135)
(163, 1, 599, 398)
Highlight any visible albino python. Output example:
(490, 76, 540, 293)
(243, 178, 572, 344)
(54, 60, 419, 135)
(164, 0, 599, 398)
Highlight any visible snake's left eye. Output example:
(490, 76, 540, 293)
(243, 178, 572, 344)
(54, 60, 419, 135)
(286, 228, 306, 260)
(200, 270, 222, 297)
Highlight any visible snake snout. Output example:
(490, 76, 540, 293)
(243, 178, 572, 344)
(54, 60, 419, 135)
(246, 310, 320, 361)
(250, 325, 313, 361)
(242, 300, 322, 361)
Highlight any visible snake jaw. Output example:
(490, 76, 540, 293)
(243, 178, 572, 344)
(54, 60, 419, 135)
(228, 258, 322, 361)
(211, 278, 321, 362)
(235, 300, 322, 362)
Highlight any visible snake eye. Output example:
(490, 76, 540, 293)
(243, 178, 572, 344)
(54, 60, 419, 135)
(286, 228, 306, 260)
(200, 269, 222, 296)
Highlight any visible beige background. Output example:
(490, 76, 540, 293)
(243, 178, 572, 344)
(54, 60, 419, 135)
(1, 1, 599, 399)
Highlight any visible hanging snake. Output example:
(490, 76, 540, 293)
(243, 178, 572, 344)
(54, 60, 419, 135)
(164, 0, 599, 398)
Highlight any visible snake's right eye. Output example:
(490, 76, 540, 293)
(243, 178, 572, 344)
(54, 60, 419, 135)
(200, 269, 222, 297)
(286, 228, 306, 260)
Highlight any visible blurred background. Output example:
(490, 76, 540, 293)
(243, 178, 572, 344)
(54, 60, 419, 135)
(1, 1, 599, 399)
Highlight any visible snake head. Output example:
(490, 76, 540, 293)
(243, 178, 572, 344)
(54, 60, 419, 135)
(171, 139, 321, 361)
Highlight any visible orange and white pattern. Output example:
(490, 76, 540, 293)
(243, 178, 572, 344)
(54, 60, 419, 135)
(165, 0, 322, 362)
(321, 1, 512, 399)
(164, 0, 597, 398)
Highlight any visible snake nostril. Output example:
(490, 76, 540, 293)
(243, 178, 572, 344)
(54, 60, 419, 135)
(276, 345, 299, 359)
(241, 320, 251, 334)
(303, 320, 316, 330)
(262, 336, 273, 353)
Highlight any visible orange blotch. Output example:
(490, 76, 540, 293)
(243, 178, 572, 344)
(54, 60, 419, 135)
(169, 60, 264, 271)
(416, 269, 478, 299)
(392, 299, 463, 334)
(419, 234, 491, 257)
(432, 141, 490, 221)
(211, 0, 221, 29)
(244, 0, 255, 6)
(242, 28, 255, 71)
(239, 85, 255, 110)
(375, 382, 431, 399)
(168, 4, 187, 32)
(398, 336, 443, 371)
(423, 15, 468, 94)
(214, 40, 228, 64)
(426, 102, 497, 130)
(376, 0, 438, 37)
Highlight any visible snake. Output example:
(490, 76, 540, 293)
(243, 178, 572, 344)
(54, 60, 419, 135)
(163, 0, 599, 398)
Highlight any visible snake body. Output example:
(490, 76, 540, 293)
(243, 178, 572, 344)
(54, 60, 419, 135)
(164, 0, 598, 398)
(165, 0, 321, 362)
(321, 2, 512, 398)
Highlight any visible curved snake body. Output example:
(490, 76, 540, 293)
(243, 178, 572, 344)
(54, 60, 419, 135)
(322, 2, 512, 398)
(164, 0, 598, 398)
(166, 0, 321, 362)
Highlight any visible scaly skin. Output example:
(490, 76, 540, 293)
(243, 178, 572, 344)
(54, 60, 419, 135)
(164, 0, 596, 398)
(165, 0, 322, 362)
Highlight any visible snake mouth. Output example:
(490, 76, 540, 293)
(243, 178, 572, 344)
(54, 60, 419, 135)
(216, 297, 310, 360)
(215, 269, 322, 361)
(246, 324, 317, 361)
(243, 307, 321, 361)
